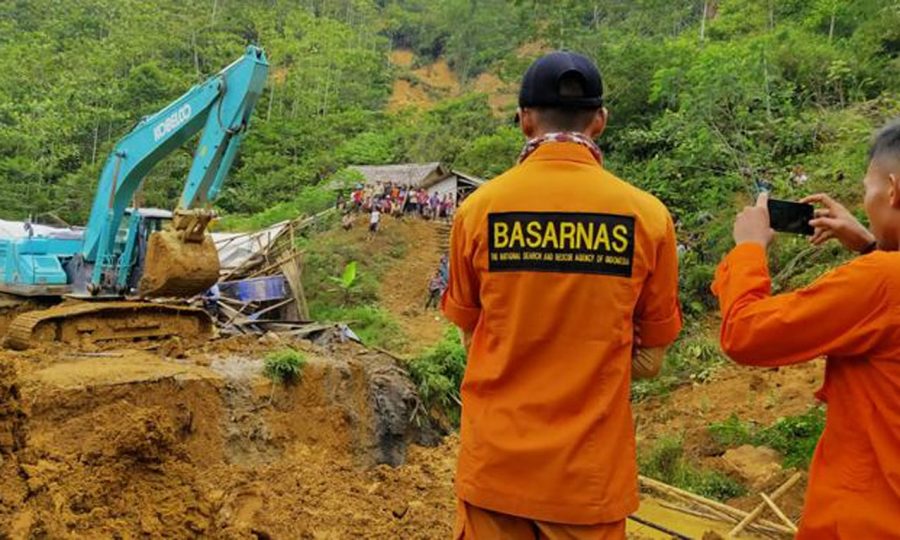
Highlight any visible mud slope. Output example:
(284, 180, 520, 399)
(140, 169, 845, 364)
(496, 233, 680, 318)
(377, 218, 448, 354)
(0, 338, 447, 538)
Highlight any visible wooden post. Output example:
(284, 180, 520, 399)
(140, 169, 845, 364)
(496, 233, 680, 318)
(281, 253, 309, 321)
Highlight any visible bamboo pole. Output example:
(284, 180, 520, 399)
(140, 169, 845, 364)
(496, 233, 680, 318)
(627, 515, 691, 540)
(728, 472, 803, 538)
(760, 493, 798, 533)
(639, 475, 795, 535)
(658, 500, 736, 524)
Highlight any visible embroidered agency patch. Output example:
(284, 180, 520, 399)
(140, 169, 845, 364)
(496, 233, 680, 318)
(488, 212, 635, 277)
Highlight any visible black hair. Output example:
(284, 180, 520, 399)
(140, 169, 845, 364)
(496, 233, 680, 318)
(533, 75, 602, 132)
(869, 120, 900, 164)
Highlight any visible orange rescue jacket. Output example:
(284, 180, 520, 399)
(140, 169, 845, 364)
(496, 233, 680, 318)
(442, 142, 682, 525)
(713, 243, 900, 539)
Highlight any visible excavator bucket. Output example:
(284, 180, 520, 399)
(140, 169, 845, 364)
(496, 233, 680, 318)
(138, 230, 220, 298)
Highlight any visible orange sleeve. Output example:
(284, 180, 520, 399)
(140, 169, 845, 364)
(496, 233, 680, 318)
(441, 211, 481, 332)
(634, 213, 683, 347)
(712, 244, 893, 366)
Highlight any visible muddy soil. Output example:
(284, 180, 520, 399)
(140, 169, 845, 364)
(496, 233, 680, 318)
(634, 360, 825, 520)
(0, 334, 817, 538)
(376, 219, 448, 355)
(139, 231, 219, 298)
(0, 336, 446, 538)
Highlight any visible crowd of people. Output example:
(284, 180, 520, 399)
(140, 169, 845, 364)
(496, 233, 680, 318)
(336, 183, 453, 308)
(338, 182, 458, 225)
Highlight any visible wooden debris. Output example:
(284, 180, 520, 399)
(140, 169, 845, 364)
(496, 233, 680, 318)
(627, 515, 691, 540)
(639, 475, 795, 536)
(212, 211, 330, 334)
(760, 493, 798, 533)
(727, 472, 802, 538)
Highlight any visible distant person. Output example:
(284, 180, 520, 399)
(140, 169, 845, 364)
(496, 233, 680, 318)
(790, 165, 809, 186)
(341, 212, 354, 231)
(368, 204, 381, 239)
(425, 270, 444, 310)
(438, 254, 449, 284)
(418, 189, 429, 216)
(443, 51, 681, 539)
(712, 120, 900, 539)
(407, 188, 419, 214)
(429, 192, 440, 220)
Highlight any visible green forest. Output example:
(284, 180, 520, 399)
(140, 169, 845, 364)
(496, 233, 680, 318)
(1, 0, 899, 313)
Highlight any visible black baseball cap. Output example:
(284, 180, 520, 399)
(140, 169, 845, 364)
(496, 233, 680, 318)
(518, 51, 604, 109)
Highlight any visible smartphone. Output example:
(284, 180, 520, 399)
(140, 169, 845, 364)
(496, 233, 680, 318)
(767, 198, 814, 236)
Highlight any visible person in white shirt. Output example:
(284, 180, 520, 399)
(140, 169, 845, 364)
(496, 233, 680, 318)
(368, 204, 381, 239)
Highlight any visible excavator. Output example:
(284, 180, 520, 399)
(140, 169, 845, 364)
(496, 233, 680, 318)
(0, 45, 268, 349)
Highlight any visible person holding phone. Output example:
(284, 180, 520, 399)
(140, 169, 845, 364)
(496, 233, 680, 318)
(711, 120, 900, 539)
(802, 192, 878, 254)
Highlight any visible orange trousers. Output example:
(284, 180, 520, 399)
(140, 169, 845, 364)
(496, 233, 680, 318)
(454, 500, 626, 540)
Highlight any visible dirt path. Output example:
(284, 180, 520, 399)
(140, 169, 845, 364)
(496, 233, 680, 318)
(378, 217, 449, 355)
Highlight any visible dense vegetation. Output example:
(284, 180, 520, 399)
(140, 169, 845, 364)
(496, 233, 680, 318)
(3, 0, 898, 303)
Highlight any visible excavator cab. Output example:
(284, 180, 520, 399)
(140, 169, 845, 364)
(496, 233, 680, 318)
(102, 208, 219, 299)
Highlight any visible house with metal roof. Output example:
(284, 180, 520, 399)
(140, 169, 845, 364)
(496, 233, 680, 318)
(333, 162, 484, 201)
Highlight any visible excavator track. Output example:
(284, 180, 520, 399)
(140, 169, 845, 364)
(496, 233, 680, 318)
(5, 301, 214, 351)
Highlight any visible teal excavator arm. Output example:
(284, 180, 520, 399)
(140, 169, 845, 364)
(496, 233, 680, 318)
(82, 45, 268, 294)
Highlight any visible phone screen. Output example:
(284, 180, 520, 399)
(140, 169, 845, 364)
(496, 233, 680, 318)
(767, 199, 814, 236)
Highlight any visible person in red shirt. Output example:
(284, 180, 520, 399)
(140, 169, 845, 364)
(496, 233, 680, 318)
(712, 120, 900, 539)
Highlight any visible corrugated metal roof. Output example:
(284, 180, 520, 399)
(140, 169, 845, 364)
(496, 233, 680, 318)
(349, 162, 447, 187)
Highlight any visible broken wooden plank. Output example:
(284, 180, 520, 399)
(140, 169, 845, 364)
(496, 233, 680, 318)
(281, 253, 309, 321)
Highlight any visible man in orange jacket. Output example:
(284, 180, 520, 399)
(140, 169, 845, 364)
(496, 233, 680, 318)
(712, 120, 900, 539)
(443, 51, 682, 539)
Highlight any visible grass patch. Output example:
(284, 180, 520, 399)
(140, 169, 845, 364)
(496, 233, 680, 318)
(639, 436, 746, 502)
(263, 348, 307, 384)
(300, 217, 409, 309)
(407, 326, 467, 425)
(312, 302, 404, 350)
(631, 329, 725, 402)
(709, 407, 826, 469)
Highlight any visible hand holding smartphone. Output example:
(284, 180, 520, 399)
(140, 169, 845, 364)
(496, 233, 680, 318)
(767, 198, 815, 236)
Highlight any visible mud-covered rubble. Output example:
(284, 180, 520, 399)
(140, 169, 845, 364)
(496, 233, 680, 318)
(0, 337, 450, 538)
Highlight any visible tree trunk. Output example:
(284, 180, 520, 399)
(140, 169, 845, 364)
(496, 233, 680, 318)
(700, 0, 708, 41)
(91, 119, 100, 165)
(763, 53, 772, 119)
(829, 9, 836, 42)
(266, 82, 275, 122)
(191, 32, 201, 79)
(768, 0, 775, 30)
